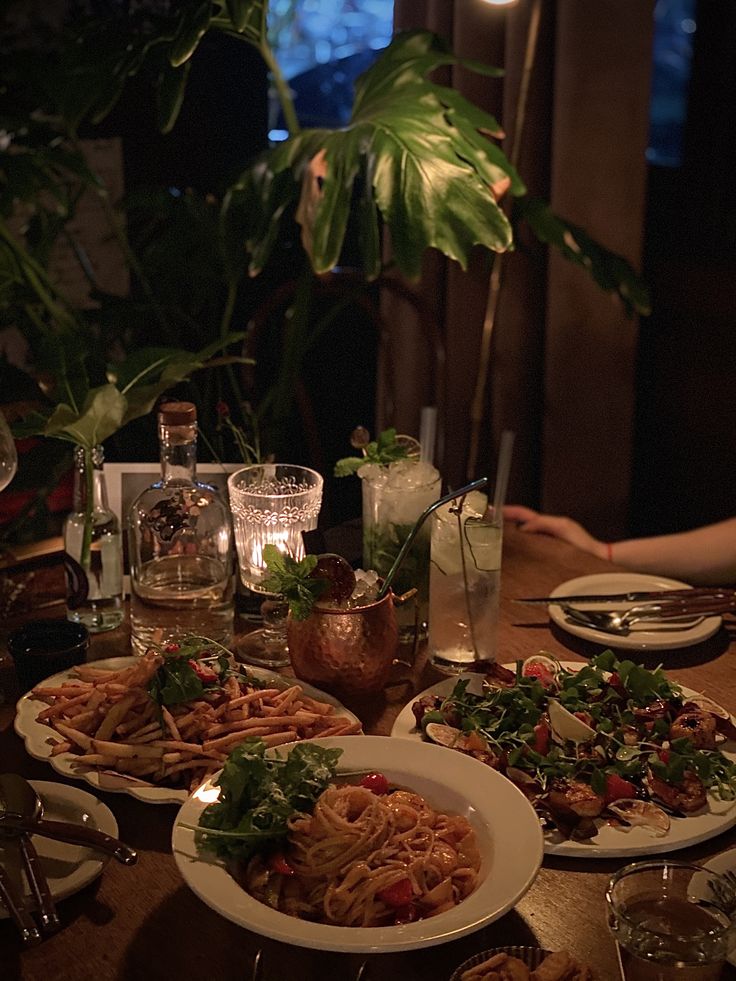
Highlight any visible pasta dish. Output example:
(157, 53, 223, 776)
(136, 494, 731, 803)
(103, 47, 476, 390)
(195, 740, 482, 927)
(241, 783, 481, 926)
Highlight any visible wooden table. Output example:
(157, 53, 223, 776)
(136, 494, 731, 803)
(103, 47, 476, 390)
(2, 525, 736, 981)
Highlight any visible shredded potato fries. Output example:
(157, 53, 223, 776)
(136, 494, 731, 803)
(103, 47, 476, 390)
(29, 651, 362, 791)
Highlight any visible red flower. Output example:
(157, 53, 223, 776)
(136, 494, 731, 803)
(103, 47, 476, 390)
(216, 400, 230, 418)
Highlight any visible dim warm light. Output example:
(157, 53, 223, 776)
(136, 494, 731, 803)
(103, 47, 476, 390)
(479, 0, 519, 5)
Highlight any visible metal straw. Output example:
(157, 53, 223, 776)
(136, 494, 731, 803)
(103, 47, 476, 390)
(491, 430, 515, 520)
(376, 478, 489, 599)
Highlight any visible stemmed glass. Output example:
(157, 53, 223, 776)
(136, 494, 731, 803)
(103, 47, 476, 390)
(228, 464, 323, 668)
(0, 410, 18, 492)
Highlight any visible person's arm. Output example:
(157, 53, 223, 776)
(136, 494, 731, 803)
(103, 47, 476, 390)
(503, 506, 736, 586)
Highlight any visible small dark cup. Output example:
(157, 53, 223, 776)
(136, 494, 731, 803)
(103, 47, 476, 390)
(7, 619, 90, 694)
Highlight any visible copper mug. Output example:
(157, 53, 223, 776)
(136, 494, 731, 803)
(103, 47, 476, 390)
(287, 590, 399, 696)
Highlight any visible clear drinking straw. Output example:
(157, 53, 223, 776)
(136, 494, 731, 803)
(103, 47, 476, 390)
(419, 406, 437, 465)
(491, 430, 515, 521)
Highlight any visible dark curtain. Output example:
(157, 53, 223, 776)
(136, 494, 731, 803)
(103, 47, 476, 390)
(380, 0, 653, 540)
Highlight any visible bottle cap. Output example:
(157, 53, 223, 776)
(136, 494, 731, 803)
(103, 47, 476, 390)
(158, 402, 197, 426)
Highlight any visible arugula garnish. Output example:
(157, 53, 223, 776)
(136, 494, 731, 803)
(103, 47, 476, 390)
(334, 427, 412, 477)
(196, 740, 342, 860)
(149, 656, 204, 706)
(147, 635, 235, 708)
(261, 545, 328, 620)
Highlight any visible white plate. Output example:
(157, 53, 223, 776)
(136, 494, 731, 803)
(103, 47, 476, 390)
(172, 735, 543, 952)
(0, 780, 117, 918)
(701, 850, 736, 966)
(15, 657, 362, 805)
(549, 573, 722, 650)
(391, 666, 736, 859)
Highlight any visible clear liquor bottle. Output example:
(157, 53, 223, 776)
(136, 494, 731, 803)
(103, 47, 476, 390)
(63, 444, 124, 632)
(127, 402, 234, 655)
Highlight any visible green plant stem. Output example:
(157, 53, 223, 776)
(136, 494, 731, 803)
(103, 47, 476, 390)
(219, 278, 245, 411)
(260, 44, 300, 136)
(81, 445, 94, 570)
(0, 220, 79, 336)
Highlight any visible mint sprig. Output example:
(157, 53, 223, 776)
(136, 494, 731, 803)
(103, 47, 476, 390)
(334, 427, 411, 477)
(261, 544, 328, 620)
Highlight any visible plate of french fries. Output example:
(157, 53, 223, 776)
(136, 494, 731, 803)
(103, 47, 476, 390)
(14, 640, 363, 804)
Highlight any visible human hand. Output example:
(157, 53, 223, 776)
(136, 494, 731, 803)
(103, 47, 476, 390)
(503, 505, 609, 560)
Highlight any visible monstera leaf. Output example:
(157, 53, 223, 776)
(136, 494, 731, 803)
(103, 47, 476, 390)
(237, 30, 520, 281)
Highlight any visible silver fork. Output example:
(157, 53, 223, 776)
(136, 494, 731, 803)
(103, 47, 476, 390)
(559, 603, 705, 636)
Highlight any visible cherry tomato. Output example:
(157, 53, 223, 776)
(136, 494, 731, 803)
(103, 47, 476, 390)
(188, 659, 219, 684)
(269, 853, 296, 876)
(164, 642, 180, 653)
(378, 878, 414, 908)
(604, 773, 637, 804)
(359, 772, 390, 795)
(532, 722, 550, 756)
(658, 749, 670, 764)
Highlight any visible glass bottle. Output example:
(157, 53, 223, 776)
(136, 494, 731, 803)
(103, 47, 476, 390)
(127, 401, 234, 655)
(63, 444, 124, 632)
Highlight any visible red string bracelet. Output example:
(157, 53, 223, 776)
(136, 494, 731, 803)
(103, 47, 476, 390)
(605, 542, 613, 562)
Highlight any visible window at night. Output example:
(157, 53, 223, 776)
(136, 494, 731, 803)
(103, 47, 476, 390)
(648, 0, 697, 167)
(268, 0, 394, 139)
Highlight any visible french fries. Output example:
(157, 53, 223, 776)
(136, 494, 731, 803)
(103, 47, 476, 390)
(29, 650, 362, 791)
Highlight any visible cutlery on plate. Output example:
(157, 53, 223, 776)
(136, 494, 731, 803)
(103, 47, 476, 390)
(0, 864, 41, 945)
(515, 587, 736, 606)
(560, 604, 707, 636)
(0, 774, 137, 866)
(0, 775, 59, 934)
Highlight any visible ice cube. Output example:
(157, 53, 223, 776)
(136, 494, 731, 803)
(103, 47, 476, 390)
(347, 568, 380, 607)
(385, 460, 439, 492)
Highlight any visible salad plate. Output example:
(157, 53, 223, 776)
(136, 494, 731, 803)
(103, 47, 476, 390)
(15, 656, 361, 804)
(0, 780, 117, 918)
(548, 573, 722, 650)
(172, 735, 544, 952)
(392, 658, 736, 858)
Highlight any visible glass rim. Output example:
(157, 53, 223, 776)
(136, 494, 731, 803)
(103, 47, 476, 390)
(606, 859, 733, 940)
(227, 464, 324, 498)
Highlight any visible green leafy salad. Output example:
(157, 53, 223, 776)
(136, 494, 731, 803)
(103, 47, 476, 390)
(146, 635, 258, 708)
(413, 651, 736, 838)
(195, 740, 342, 861)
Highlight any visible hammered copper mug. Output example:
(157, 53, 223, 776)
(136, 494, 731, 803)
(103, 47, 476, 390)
(287, 590, 399, 697)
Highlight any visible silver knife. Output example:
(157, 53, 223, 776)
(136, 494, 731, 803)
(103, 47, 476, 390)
(514, 588, 735, 605)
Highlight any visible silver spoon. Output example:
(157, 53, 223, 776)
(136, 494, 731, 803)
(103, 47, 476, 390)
(0, 774, 58, 934)
(0, 774, 137, 866)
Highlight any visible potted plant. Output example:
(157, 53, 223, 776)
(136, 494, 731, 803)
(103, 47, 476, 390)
(0, 1, 649, 531)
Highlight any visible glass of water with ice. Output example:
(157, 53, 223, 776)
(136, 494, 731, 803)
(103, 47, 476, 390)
(359, 459, 441, 642)
(428, 490, 502, 672)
